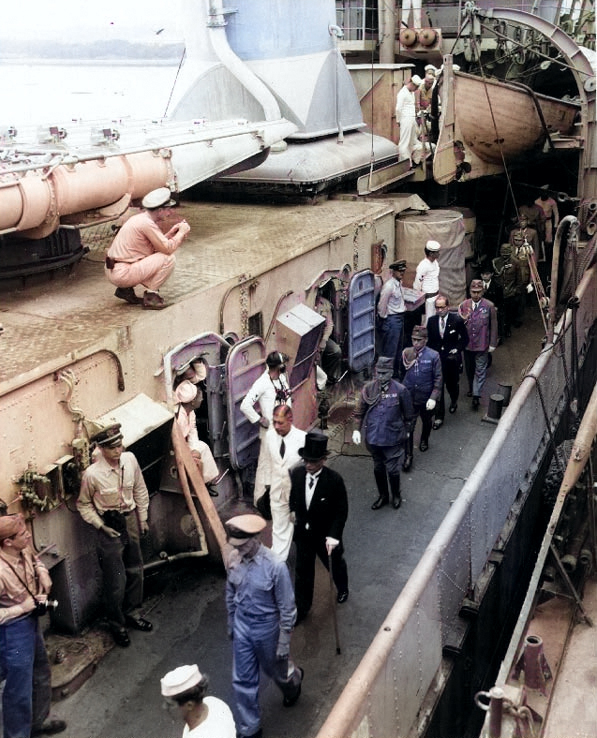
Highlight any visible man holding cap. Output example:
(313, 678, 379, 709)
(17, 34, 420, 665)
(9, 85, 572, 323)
(377, 259, 407, 374)
(352, 356, 414, 510)
(458, 280, 498, 410)
(289, 432, 349, 621)
(414, 240, 441, 324)
(224, 514, 303, 738)
(0, 514, 67, 738)
(396, 75, 424, 166)
(77, 423, 152, 647)
(105, 186, 190, 310)
(160, 664, 235, 738)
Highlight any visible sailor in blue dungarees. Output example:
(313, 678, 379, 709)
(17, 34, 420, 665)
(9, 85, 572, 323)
(225, 514, 303, 738)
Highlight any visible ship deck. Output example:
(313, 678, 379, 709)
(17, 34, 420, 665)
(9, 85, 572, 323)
(0, 197, 393, 388)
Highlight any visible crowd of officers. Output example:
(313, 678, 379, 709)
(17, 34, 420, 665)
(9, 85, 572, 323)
(0, 220, 545, 738)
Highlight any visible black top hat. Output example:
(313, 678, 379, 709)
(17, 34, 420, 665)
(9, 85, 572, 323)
(91, 424, 124, 448)
(299, 431, 329, 460)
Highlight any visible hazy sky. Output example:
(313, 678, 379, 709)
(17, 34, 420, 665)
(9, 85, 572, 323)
(3, 0, 183, 41)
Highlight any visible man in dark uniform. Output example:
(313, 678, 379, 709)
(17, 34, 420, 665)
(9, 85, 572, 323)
(400, 325, 443, 469)
(77, 423, 152, 647)
(352, 356, 414, 510)
(289, 432, 349, 623)
(377, 259, 407, 376)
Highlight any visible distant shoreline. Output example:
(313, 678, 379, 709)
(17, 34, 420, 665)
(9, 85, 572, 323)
(0, 58, 180, 66)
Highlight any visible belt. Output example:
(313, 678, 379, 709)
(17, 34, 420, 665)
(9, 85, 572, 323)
(105, 257, 131, 269)
(425, 290, 439, 299)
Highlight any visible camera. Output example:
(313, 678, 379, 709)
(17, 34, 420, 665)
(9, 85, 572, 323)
(34, 599, 59, 616)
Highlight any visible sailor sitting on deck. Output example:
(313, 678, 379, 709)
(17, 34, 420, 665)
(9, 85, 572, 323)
(105, 187, 190, 310)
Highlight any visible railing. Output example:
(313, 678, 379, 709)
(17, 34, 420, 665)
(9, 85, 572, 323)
(316, 265, 597, 737)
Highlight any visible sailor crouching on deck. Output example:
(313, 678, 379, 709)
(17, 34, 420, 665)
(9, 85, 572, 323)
(105, 187, 190, 310)
(77, 423, 153, 648)
(0, 515, 67, 738)
(225, 514, 303, 738)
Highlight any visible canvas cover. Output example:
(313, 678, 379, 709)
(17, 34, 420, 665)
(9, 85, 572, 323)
(396, 209, 467, 305)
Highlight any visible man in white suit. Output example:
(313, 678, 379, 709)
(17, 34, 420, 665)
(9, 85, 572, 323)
(256, 405, 306, 562)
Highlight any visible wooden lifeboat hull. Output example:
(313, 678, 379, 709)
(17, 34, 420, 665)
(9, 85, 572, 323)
(433, 58, 581, 184)
(454, 71, 579, 164)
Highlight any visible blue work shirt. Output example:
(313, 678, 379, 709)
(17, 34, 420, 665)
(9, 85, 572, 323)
(226, 544, 297, 633)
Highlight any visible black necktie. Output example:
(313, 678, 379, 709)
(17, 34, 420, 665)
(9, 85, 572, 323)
(440, 317, 445, 336)
(280, 439, 285, 458)
(308, 474, 315, 489)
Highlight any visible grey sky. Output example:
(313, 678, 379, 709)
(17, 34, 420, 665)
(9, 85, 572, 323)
(3, 0, 183, 41)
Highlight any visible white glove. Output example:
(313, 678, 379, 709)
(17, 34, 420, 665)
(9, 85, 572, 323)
(526, 283, 534, 293)
(489, 346, 496, 353)
(449, 348, 458, 355)
(352, 430, 361, 445)
(426, 399, 436, 411)
(325, 537, 339, 555)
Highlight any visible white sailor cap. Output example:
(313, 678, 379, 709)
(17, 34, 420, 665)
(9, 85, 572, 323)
(160, 664, 202, 697)
(141, 187, 176, 210)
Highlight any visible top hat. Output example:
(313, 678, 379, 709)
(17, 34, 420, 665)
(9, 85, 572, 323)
(299, 431, 329, 461)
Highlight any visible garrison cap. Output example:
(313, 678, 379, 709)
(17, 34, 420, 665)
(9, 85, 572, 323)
(389, 259, 407, 271)
(299, 431, 329, 461)
(0, 514, 25, 541)
(425, 240, 441, 252)
(160, 664, 202, 697)
(91, 423, 123, 448)
(141, 187, 176, 210)
(470, 279, 484, 291)
(226, 514, 267, 541)
(411, 325, 428, 339)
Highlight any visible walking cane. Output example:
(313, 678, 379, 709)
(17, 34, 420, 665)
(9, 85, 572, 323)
(328, 551, 342, 655)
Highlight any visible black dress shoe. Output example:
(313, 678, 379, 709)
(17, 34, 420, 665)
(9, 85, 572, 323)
(419, 439, 429, 452)
(114, 287, 142, 305)
(371, 496, 389, 510)
(472, 396, 480, 410)
(111, 627, 130, 647)
(337, 590, 349, 604)
(449, 403, 457, 414)
(466, 390, 473, 397)
(392, 495, 401, 509)
(31, 719, 67, 736)
(238, 729, 263, 738)
(125, 615, 153, 632)
(283, 667, 304, 707)
(402, 454, 413, 472)
(432, 419, 443, 430)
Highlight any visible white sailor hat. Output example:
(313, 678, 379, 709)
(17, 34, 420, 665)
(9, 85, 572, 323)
(426, 240, 441, 252)
(160, 664, 202, 697)
(174, 380, 198, 404)
(410, 74, 423, 86)
(141, 187, 177, 210)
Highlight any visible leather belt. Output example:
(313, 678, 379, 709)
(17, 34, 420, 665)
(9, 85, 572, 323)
(425, 290, 439, 299)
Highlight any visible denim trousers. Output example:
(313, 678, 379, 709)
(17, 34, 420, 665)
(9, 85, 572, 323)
(0, 614, 51, 738)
